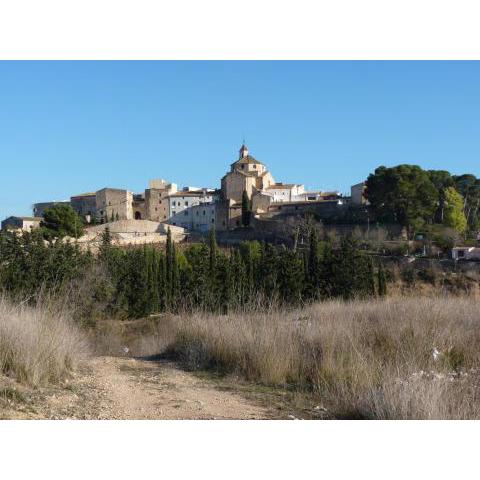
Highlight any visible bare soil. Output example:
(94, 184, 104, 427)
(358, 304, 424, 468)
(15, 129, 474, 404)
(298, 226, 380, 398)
(0, 356, 285, 420)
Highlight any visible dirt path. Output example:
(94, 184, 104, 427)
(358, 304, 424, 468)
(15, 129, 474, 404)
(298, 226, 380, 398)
(2, 356, 277, 420)
(87, 356, 274, 419)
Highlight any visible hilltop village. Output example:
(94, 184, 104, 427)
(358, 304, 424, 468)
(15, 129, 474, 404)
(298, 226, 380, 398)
(2, 144, 365, 235)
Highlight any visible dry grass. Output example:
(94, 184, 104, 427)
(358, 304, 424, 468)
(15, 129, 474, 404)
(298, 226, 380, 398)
(167, 297, 480, 419)
(0, 297, 88, 386)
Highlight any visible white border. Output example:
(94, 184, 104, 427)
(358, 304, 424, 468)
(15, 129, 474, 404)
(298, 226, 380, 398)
(0, 0, 480, 59)
(1, 420, 479, 479)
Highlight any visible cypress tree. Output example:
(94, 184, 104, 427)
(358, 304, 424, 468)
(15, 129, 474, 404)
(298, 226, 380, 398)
(241, 190, 251, 227)
(158, 253, 167, 311)
(101, 226, 112, 246)
(165, 228, 173, 307)
(209, 226, 217, 275)
(171, 242, 180, 308)
(336, 234, 357, 300)
(366, 257, 376, 297)
(308, 228, 320, 298)
(378, 263, 387, 297)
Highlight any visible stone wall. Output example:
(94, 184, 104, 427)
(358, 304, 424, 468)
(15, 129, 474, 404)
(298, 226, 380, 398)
(95, 188, 133, 222)
(145, 188, 170, 222)
(70, 194, 96, 217)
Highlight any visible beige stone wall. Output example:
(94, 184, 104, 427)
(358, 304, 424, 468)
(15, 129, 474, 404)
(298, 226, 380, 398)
(1, 217, 41, 231)
(215, 201, 230, 231)
(132, 199, 146, 220)
(95, 188, 133, 222)
(260, 171, 275, 190)
(222, 171, 256, 203)
(228, 205, 242, 228)
(351, 182, 367, 205)
(252, 192, 273, 213)
(145, 188, 171, 222)
(87, 219, 184, 236)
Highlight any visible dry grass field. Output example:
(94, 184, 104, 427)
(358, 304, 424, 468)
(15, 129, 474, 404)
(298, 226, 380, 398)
(168, 297, 480, 419)
(2, 295, 480, 419)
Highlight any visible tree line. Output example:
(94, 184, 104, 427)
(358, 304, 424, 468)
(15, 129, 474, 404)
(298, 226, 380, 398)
(365, 165, 480, 236)
(0, 227, 387, 320)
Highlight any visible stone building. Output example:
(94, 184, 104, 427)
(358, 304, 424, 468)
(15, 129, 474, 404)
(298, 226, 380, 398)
(351, 181, 368, 205)
(95, 188, 133, 223)
(265, 183, 305, 202)
(221, 144, 275, 204)
(1, 216, 42, 232)
(191, 202, 217, 232)
(70, 193, 97, 220)
(33, 201, 71, 217)
(145, 179, 177, 222)
(219, 144, 275, 229)
(167, 190, 214, 229)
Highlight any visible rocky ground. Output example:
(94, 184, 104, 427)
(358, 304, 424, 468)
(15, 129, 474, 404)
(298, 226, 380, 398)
(0, 356, 317, 420)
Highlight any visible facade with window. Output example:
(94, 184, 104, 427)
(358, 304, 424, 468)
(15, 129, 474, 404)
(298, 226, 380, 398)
(452, 247, 480, 261)
(166, 190, 214, 230)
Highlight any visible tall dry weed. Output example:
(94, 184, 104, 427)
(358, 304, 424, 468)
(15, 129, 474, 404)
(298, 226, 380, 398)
(168, 296, 480, 419)
(0, 297, 88, 386)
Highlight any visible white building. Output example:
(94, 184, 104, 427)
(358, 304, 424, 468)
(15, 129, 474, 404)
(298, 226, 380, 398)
(452, 247, 480, 261)
(1, 216, 42, 232)
(167, 190, 215, 230)
(191, 203, 217, 232)
(265, 183, 305, 202)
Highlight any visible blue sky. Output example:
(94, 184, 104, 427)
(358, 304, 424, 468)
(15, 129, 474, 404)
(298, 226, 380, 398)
(1, 61, 479, 220)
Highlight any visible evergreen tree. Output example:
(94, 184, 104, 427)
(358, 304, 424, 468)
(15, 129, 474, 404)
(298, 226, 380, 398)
(241, 190, 252, 227)
(278, 246, 303, 304)
(209, 226, 217, 275)
(366, 257, 376, 297)
(101, 226, 112, 247)
(443, 186, 468, 233)
(171, 242, 180, 308)
(307, 228, 320, 298)
(378, 263, 387, 297)
(165, 228, 173, 307)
